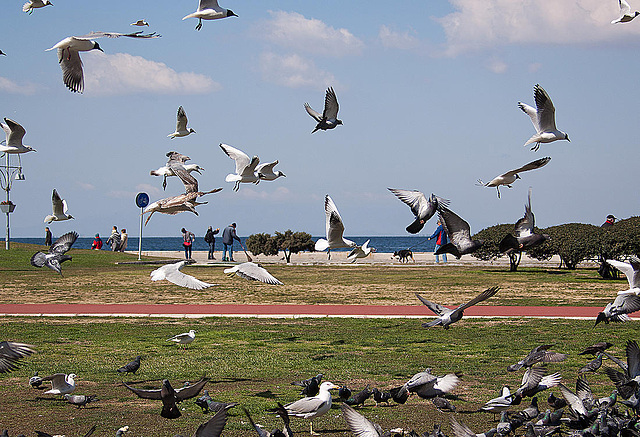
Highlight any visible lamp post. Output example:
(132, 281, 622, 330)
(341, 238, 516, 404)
(0, 152, 25, 250)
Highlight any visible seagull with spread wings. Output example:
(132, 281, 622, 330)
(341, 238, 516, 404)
(305, 87, 343, 133)
(224, 262, 283, 285)
(219, 143, 260, 191)
(612, 0, 639, 23)
(256, 160, 286, 182)
(315, 195, 356, 259)
(606, 256, 640, 294)
(151, 261, 216, 290)
(388, 188, 449, 234)
(434, 206, 483, 258)
(46, 31, 160, 93)
(1, 118, 36, 155)
(168, 106, 196, 139)
(499, 188, 550, 254)
(23, 0, 53, 14)
(41, 372, 77, 395)
(477, 157, 550, 198)
(44, 189, 74, 223)
(416, 286, 500, 329)
(30, 231, 78, 275)
(183, 0, 238, 31)
(347, 240, 376, 263)
(518, 84, 569, 151)
(123, 377, 208, 419)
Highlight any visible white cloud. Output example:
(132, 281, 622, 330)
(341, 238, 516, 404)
(259, 53, 337, 89)
(486, 57, 508, 74)
(438, 0, 636, 56)
(0, 77, 38, 95)
(260, 11, 364, 57)
(77, 182, 95, 191)
(84, 52, 221, 96)
(378, 25, 421, 50)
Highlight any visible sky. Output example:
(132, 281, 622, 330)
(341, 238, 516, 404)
(1, 0, 639, 239)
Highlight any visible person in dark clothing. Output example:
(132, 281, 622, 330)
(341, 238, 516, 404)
(44, 227, 52, 246)
(222, 223, 241, 261)
(598, 214, 617, 278)
(428, 219, 448, 263)
(106, 226, 121, 251)
(601, 214, 616, 228)
(182, 228, 195, 260)
(204, 226, 220, 260)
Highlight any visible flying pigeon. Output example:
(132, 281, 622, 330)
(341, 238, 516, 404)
(507, 344, 568, 372)
(518, 84, 569, 151)
(183, 0, 238, 31)
(151, 261, 216, 290)
(168, 106, 196, 139)
(388, 188, 449, 234)
(305, 87, 343, 133)
(499, 188, 550, 253)
(434, 206, 483, 258)
(416, 286, 499, 329)
(30, 231, 78, 275)
(401, 367, 462, 399)
(44, 189, 74, 223)
(0, 341, 35, 373)
(224, 262, 283, 285)
(123, 377, 208, 419)
(477, 157, 550, 198)
(341, 403, 404, 437)
(595, 293, 640, 326)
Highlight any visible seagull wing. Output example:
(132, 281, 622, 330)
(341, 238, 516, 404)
(193, 405, 231, 437)
(256, 160, 278, 175)
(176, 106, 188, 131)
(1, 121, 10, 139)
(325, 195, 345, 242)
(58, 48, 84, 93)
(241, 156, 260, 178)
(220, 143, 251, 176)
(503, 157, 551, 178)
(533, 84, 557, 132)
(515, 189, 535, 238)
(323, 87, 339, 120)
(517, 102, 539, 132)
(285, 396, 327, 415)
(341, 403, 382, 437)
(620, 0, 632, 16)
(198, 0, 221, 11)
(455, 286, 500, 313)
(122, 381, 163, 400)
(76, 31, 161, 39)
(50, 231, 78, 254)
(165, 265, 215, 290)
(234, 263, 283, 285)
(415, 293, 448, 316)
(607, 259, 640, 290)
(169, 162, 199, 193)
(304, 103, 323, 122)
(3, 118, 26, 144)
(51, 189, 65, 215)
(40, 373, 68, 389)
(175, 377, 208, 401)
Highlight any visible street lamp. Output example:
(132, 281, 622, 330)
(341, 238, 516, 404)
(0, 152, 25, 250)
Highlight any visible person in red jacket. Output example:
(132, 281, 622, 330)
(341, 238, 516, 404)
(91, 233, 103, 250)
(428, 220, 448, 263)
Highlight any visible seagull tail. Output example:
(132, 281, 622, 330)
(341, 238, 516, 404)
(314, 239, 329, 252)
(225, 174, 241, 183)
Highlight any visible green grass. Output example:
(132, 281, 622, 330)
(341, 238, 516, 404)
(0, 317, 637, 436)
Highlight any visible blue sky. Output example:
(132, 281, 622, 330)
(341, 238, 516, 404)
(2, 0, 639, 239)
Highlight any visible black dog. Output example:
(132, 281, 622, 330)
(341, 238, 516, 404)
(393, 249, 414, 263)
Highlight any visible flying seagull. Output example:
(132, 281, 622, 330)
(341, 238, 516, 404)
(416, 286, 499, 329)
(315, 195, 356, 259)
(434, 206, 483, 258)
(477, 157, 551, 198)
(499, 188, 550, 253)
(305, 87, 343, 133)
(41, 372, 77, 395)
(1, 118, 36, 154)
(224, 262, 283, 285)
(142, 188, 222, 225)
(23, 0, 53, 14)
(0, 341, 35, 373)
(30, 231, 78, 275)
(123, 377, 208, 419)
(518, 84, 569, 151)
(219, 143, 260, 191)
(183, 0, 238, 31)
(151, 261, 216, 290)
(150, 163, 204, 191)
(606, 256, 640, 294)
(347, 239, 376, 263)
(256, 160, 286, 182)
(131, 19, 149, 27)
(44, 189, 74, 223)
(595, 293, 640, 326)
(167, 329, 196, 347)
(612, 0, 639, 23)
(388, 188, 449, 234)
(0, 50, 5, 56)
(47, 31, 161, 93)
(168, 106, 196, 139)
(117, 356, 141, 374)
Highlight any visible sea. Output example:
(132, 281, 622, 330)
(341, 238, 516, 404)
(11, 236, 437, 253)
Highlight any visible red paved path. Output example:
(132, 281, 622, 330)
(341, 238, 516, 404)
(0, 303, 618, 319)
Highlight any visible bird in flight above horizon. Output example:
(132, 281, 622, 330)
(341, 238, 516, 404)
(476, 157, 550, 198)
(518, 84, 569, 151)
(612, 0, 640, 23)
(183, 0, 237, 31)
(305, 87, 343, 133)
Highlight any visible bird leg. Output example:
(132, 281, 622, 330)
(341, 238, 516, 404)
(196, 19, 202, 31)
(496, 187, 501, 199)
(310, 421, 319, 436)
(327, 249, 331, 260)
(233, 181, 240, 192)
(531, 142, 540, 152)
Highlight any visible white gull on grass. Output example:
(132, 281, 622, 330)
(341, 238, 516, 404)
(167, 329, 196, 347)
(272, 381, 339, 435)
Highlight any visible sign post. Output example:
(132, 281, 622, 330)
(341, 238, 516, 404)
(135, 192, 149, 261)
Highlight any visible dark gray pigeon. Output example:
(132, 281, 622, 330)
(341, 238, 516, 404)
(432, 396, 456, 412)
(0, 341, 35, 373)
(30, 231, 78, 275)
(117, 356, 141, 374)
(388, 188, 449, 234)
(305, 87, 342, 133)
(416, 287, 499, 329)
(345, 386, 372, 407)
(507, 345, 568, 372)
(434, 206, 482, 258)
(29, 371, 43, 388)
(123, 377, 208, 419)
(195, 389, 237, 414)
(499, 188, 549, 254)
(578, 342, 613, 356)
(291, 373, 323, 397)
(371, 387, 391, 406)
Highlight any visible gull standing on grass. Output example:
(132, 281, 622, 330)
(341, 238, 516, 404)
(477, 157, 551, 198)
(305, 87, 343, 133)
(416, 286, 500, 329)
(151, 261, 216, 290)
(315, 195, 356, 259)
(47, 31, 160, 93)
(219, 143, 260, 191)
(167, 329, 196, 347)
(23, 0, 52, 14)
(612, 0, 639, 23)
(30, 231, 78, 275)
(183, 0, 238, 31)
(1, 118, 36, 155)
(168, 106, 196, 139)
(44, 189, 74, 223)
(224, 262, 283, 285)
(518, 84, 569, 151)
(388, 188, 449, 234)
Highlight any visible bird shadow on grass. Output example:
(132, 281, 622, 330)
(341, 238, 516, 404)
(252, 389, 277, 399)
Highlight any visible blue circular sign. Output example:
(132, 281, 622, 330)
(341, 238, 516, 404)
(135, 192, 149, 208)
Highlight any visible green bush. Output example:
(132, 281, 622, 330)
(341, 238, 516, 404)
(522, 223, 602, 269)
(246, 230, 315, 263)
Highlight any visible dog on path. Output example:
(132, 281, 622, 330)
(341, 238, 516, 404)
(393, 249, 414, 263)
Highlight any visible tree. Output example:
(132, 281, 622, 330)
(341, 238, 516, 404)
(597, 216, 640, 278)
(526, 223, 601, 270)
(246, 230, 315, 263)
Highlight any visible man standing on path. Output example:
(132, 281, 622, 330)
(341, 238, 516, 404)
(427, 219, 448, 264)
(44, 227, 52, 246)
(204, 226, 220, 260)
(222, 223, 241, 262)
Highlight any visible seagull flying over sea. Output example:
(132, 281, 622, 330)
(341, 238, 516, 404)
(167, 329, 196, 347)
(347, 240, 376, 263)
(224, 262, 283, 285)
(219, 143, 260, 191)
(168, 106, 196, 139)
(518, 84, 569, 151)
(612, 0, 639, 23)
(606, 256, 640, 294)
(416, 286, 499, 329)
(151, 261, 216, 290)
(388, 188, 449, 234)
(434, 206, 483, 258)
(183, 0, 238, 31)
(1, 118, 36, 155)
(0, 341, 35, 373)
(131, 19, 149, 27)
(256, 160, 286, 182)
(477, 157, 551, 198)
(123, 377, 208, 419)
(315, 195, 356, 259)
(23, 0, 52, 14)
(499, 188, 550, 254)
(41, 372, 77, 395)
(46, 31, 160, 93)
(30, 231, 78, 275)
(305, 87, 343, 133)
(44, 189, 74, 223)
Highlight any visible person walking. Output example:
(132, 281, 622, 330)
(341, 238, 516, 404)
(204, 226, 220, 260)
(91, 233, 103, 250)
(182, 227, 195, 260)
(44, 227, 52, 246)
(106, 226, 121, 251)
(222, 223, 241, 261)
(427, 219, 448, 263)
(119, 228, 128, 252)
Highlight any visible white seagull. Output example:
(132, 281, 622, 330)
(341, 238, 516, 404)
(224, 262, 283, 285)
(315, 195, 356, 259)
(44, 189, 74, 224)
(606, 256, 640, 294)
(150, 163, 204, 190)
(347, 240, 376, 263)
(183, 0, 238, 31)
(304, 87, 343, 133)
(388, 188, 448, 234)
(219, 143, 259, 191)
(1, 118, 36, 154)
(42, 373, 77, 395)
(47, 31, 160, 93)
(23, 0, 52, 14)
(477, 157, 551, 198)
(167, 329, 196, 347)
(131, 19, 149, 27)
(518, 84, 569, 151)
(151, 261, 216, 290)
(256, 160, 286, 182)
(278, 381, 339, 435)
(168, 106, 196, 139)
(612, 0, 639, 23)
